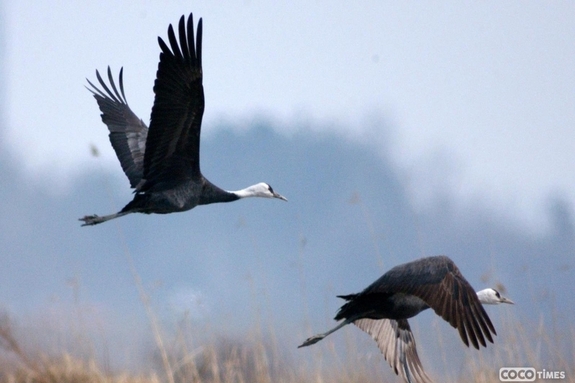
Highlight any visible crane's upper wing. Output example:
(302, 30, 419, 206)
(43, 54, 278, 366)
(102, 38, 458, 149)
(354, 318, 433, 383)
(87, 67, 148, 189)
(364, 255, 496, 350)
(141, 13, 204, 192)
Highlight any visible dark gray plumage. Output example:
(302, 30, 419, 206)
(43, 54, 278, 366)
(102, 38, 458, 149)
(80, 14, 286, 226)
(299, 255, 514, 383)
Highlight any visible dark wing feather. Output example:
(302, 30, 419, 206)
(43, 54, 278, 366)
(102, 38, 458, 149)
(363, 255, 496, 350)
(409, 259, 495, 349)
(86, 67, 148, 188)
(141, 13, 204, 192)
(354, 319, 433, 383)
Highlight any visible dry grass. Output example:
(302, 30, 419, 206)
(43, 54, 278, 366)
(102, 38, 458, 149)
(1, 249, 573, 383)
(1, 306, 574, 383)
(2, 241, 573, 383)
(1, 353, 160, 383)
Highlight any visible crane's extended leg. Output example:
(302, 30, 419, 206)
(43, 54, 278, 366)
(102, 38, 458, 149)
(298, 319, 353, 348)
(79, 211, 129, 226)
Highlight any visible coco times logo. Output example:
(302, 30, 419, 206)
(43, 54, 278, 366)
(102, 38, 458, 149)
(499, 367, 566, 381)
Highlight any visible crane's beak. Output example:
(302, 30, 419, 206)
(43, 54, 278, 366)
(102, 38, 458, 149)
(500, 296, 514, 304)
(273, 192, 288, 201)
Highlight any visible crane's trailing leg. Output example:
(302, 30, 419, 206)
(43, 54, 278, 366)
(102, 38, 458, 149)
(298, 319, 353, 348)
(79, 211, 129, 226)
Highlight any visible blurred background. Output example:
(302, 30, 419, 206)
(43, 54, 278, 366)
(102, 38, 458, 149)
(0, 1, 574, 381)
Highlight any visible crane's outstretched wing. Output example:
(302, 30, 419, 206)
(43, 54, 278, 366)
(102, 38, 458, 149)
(87, 67, 148, 189)
(362, 256, 497, 349)
(141, 13, 204, 192)
(354, 318, 433, 383)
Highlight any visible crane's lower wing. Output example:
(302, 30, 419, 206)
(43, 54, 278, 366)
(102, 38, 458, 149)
(409, 270, 496, 349)
(354, 318, 433, 383)
(87, 67, 148, 189)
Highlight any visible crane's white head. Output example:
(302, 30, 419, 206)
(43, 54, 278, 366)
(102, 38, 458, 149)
(476, 288, 514, 305)
(233, 182, 287, 201)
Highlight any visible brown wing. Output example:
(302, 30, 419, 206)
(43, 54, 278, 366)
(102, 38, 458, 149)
(354, 318, 433, 383)
(141, 13, 204, 192)
(87, 67, 148, 188)
(411, 262, 495, 349)
(409, 258, 497, 349)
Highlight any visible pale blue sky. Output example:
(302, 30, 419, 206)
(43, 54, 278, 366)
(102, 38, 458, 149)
(4, 1, 575, 233)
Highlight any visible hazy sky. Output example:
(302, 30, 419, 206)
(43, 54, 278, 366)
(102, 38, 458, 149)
(1, 1, 574, 377)
(4, 1, 575, 233)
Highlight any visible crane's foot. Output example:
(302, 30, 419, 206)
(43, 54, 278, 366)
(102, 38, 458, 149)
(298, 334, 325, 348)
(79, 215, 104, 226)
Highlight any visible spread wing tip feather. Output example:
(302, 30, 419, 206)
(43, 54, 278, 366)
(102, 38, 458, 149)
(142, 12, 205, 189)
(86, 67, 148, 188)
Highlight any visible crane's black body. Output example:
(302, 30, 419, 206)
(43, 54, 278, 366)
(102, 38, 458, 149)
(335, 255, 495, 348)
(300, 255, 503, 383)
(80, 14, 284, 226)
